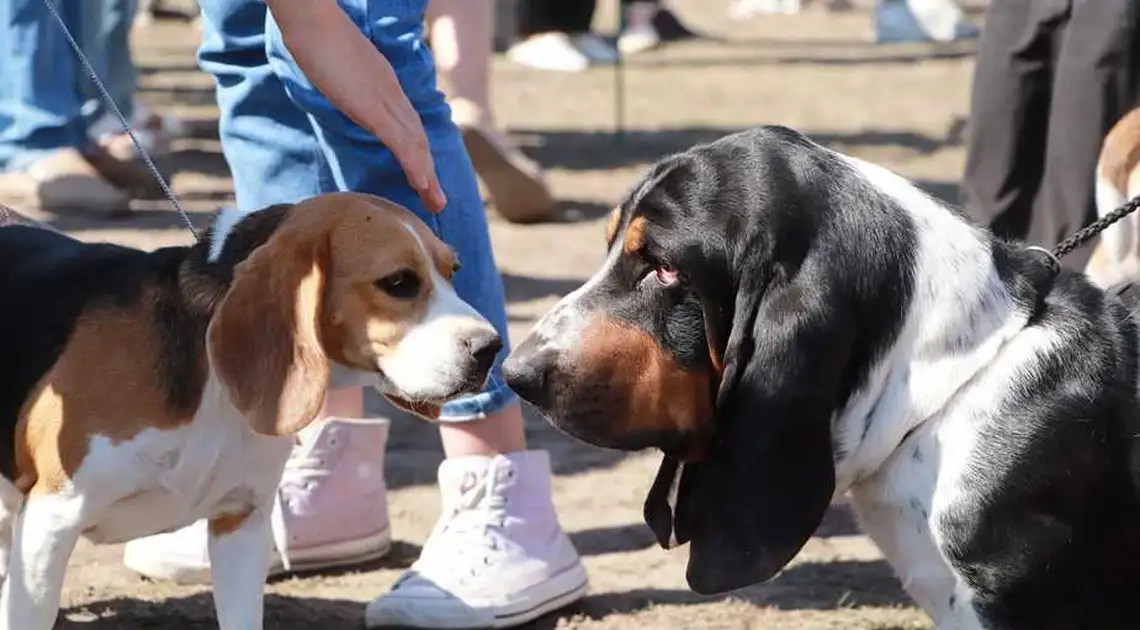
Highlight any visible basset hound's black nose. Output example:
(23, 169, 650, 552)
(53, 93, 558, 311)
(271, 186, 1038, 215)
(503, 338, 557, 410)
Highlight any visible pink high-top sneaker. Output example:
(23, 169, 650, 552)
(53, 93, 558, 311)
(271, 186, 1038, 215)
(365, 450, 587, 629)
(121, 418, 393, 583)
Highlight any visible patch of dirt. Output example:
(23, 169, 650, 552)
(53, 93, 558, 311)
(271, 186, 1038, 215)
(52, 0, 990, 627)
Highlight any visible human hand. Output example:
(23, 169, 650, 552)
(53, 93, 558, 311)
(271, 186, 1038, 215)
(362, 69, 448, 212)
(267, 0, 447, 212)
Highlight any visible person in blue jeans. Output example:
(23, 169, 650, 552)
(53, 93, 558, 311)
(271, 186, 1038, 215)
(119, 1, 588, 628)
(0, 0, 153, 214)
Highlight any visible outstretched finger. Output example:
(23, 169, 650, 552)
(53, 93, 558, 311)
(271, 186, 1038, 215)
(391, 133, 447, 213)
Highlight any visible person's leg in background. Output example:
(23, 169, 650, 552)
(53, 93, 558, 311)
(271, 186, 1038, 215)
(75, 0, 169, 198)
(874, 0, 979, 44)
(1029, 0, 1140, 270)
(509, 0, 615, 72)
(0, 0, 127, 214)
(122, 0, 398, 583)
(80, 0, 136, 128)
(617, 0, 699, 55)
(82, 0, 178, 164)
(960, 0, 1066, 240)
(261, 2, 585, 625)
(427, 0, 555, 223)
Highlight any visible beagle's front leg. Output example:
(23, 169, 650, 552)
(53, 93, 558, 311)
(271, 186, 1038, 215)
(0, 493, 83, 630)
(208, 504, 274, 630)
(0, 478, 27, 583)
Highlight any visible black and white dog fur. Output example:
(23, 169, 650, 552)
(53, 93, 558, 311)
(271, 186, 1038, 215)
(503, 126, 1140, 629)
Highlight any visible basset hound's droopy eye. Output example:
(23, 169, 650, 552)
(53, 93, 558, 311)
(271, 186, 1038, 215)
(638, 261, 682, 290)
(653, 266, 680, 287)
(375, 269, 421, 299)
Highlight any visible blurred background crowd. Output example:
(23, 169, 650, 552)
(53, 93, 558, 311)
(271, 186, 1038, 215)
(0, 0, 981, 221)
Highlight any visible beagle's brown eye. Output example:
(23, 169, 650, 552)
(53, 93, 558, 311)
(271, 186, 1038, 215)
(451, 259, 462, 275)
(375, 269, 421, 299)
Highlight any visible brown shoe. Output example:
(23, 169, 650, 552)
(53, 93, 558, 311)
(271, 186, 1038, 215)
(0, 148, 129, 216)
(83, 143, 165, 199)
(450, 99, 555, 224)
(94, 106, 175, 163)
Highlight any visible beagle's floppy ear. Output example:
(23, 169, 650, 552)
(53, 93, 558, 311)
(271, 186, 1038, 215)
(208, 229, 331, 437)
(645, 263, 850, 595)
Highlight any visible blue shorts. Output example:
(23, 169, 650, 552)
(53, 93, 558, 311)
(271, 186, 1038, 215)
(196, 0, 515, 421)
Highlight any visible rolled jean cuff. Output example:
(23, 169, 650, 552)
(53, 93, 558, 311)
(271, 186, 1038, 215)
(437, 373, 519, 422)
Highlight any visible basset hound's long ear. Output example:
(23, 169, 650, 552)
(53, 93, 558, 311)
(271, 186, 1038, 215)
(208, 227, 331, 437)
(645, 261, 851, 595)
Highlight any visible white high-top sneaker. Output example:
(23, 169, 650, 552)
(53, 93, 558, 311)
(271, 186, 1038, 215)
(365, 450, 587, 629)
(122, 418, 393, 583)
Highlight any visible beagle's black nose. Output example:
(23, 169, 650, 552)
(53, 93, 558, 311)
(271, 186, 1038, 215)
(466, 333, 504, 374)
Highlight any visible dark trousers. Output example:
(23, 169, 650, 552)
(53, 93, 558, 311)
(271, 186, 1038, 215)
(961, 0, 1140, 269)
(517, 0, 656, 37)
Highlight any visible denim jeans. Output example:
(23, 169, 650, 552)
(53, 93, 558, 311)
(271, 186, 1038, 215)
(80, 0, 139, 125)
(0, 0, 137, 170)
(0, 0, 86, 169)
(874, 0, 969, 43)
(196, 0, 516, 421)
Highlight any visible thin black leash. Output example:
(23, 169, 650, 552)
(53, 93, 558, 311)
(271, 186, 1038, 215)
(40, 0, 201, 242)
(1027, 195, 1140, 277)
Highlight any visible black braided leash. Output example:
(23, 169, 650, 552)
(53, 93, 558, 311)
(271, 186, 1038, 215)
(1026, 195, 1140, 278)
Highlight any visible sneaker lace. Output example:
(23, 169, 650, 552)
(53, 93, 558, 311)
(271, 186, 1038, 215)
(428, 465, 515, 582)
(270, 434, 338, 569)
(281, 432, 337, 484)
(283, 452, 327, 475)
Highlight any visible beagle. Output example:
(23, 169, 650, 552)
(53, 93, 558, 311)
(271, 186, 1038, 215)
(505, 126, 1140, 629)
(1086, 107, 1140, 289)
(0, 192, 501, 630)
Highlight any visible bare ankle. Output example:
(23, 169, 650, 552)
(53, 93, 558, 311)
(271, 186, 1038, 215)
(320, 386, 365, 419)
(439, 403, 528, 457)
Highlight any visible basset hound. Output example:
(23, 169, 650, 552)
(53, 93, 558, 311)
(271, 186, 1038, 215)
(0, 192, 500, 630)
(504, 126, 1140, 629)
(1086, 106, 1140, 289)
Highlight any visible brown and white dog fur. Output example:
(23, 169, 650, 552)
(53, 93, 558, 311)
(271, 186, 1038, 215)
(1085, 107, 1140, 288)
(0, 193, 501, 630)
